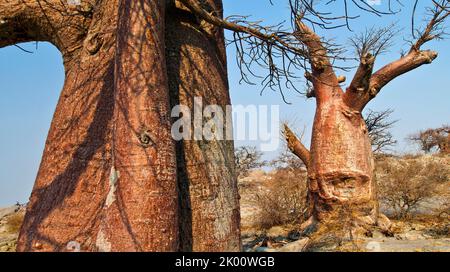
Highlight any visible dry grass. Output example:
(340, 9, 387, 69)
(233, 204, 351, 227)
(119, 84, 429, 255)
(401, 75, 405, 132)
(5, 212, 24, 234)
(254, 169, 307, 230)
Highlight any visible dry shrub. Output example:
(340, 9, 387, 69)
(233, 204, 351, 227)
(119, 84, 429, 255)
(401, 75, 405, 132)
(235, 146, 266, 178)
(254, 169, 307, 229)
(306, 201, 375, 252)
(5, 212, 24, 234)
(377, 157, 449, 220)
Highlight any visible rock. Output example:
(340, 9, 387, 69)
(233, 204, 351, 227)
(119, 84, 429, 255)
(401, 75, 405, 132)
(288, 230, 301, 240)
(277, 238, 310, 252)
(372, 230, 385, 239)
(358, 215, 375, 226)
(362, 238, 450, 252)
(299, 217, 318, 236)
(378, 214, 392, 233)
(365, 241, 382, 252)
(266, 226, 289, 238)
(400, 230, 428, 240)
(255, 247, 276, 252)
(306, 234, 341, 252)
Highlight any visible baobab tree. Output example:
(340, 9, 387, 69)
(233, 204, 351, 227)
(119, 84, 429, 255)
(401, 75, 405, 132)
(179, 0, 450, 233)
(1, 0, 240, 252)
(409, 125, 450, 154)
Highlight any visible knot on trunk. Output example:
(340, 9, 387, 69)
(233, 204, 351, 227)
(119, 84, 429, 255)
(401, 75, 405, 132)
(137, 129, 154, 148)
(85, 33, 103, 55)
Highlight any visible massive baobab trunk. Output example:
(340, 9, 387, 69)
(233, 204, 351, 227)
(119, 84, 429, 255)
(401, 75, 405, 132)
(1, 0, 239, 251)
(166, 1, 241, 251)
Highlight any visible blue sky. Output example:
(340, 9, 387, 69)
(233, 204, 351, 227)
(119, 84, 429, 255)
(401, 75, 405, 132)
(0, 1, 449, 206)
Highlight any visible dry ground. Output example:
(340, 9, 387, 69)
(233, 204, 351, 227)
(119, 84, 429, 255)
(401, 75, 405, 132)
(1, 155, 448, 252)
(239, 155, 450, 252)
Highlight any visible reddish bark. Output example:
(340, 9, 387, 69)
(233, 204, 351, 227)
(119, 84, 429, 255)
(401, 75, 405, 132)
(286, 87, 377, 225)
(166, 0, 241, 251)
(103, 0, 179, 251)
(1, 0, 240, 251)
(308, 94, 375, 222)
(11, 0, 121, 251)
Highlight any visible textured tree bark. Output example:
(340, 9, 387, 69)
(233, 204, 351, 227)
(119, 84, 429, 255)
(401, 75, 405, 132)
(166, 0, 241, 252)
(12, 0, 122, 251)
(176, 0, 443, 240)
(308, 94, 376, 223)
(2, 0, 239, 252)
(285, 63, 440, 234)
(102, 0, 179, 252)
(286, 88, 378, 231)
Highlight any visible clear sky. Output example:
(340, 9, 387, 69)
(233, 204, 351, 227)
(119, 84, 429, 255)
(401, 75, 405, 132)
(0, 1, 449, 206)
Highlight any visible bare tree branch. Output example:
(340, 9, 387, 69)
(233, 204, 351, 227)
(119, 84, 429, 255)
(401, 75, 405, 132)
(235, 146, 267, 178)
(293, 18, 342, 101)
(283, 123, 310, 169)
(364, 109, 398, 153)
(180, 0, 448, 107)
(409, 125, 450, 154)
(178, 0, 307, 56)
(344, 0, 449, 111)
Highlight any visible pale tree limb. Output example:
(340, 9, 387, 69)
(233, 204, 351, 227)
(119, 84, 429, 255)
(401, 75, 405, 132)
(345, 48, 438, 111)
(180, 0, 448, 108)
(347, 53, 375, 94)
(283, 124, 310, 169)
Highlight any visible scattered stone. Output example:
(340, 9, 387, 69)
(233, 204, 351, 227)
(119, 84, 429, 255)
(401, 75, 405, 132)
(277, 238, 310, 252)
(398, 230, 429, 240)
(288, 230, 302, 240)
(255, 247, 276, 252)
(372, 230, 385, 239)
(378, 214, 392, 233)
(266, 226, 289, 238)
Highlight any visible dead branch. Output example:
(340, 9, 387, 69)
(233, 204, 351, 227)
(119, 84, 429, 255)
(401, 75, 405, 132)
(283, 124, 310, 169)
(344, 0, 450, 110)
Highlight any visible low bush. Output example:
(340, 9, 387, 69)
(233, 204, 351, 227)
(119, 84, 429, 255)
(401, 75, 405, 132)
(254, 169, 307, 229)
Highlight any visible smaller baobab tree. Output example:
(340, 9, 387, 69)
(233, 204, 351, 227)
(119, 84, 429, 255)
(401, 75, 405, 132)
(179, 0, 450, 234)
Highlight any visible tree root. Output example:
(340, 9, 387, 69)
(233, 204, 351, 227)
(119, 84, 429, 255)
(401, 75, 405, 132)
(297, 213, 393, 252)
